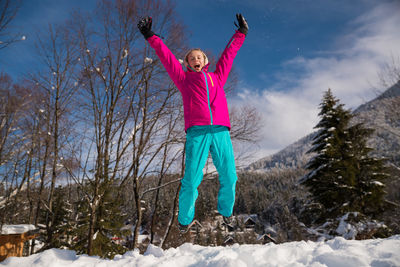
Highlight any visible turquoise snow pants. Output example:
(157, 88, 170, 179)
(178, 125, 238, 225)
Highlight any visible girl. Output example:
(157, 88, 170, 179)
(138, 14, 248, 233)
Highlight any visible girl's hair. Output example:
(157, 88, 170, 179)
(183, 48, 209, 68)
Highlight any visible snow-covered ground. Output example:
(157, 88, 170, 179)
(1, 235, 399, 267)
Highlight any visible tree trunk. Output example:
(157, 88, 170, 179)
(87, 192, 99, 256)
(161, 143, 185, 249)
(46, 88, 60, 247)
(132, 176, 142, 249)
(31, 117, 51, 253)
(150, 143, 169, 244)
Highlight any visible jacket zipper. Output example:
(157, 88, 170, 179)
(202, 71, 213, 125)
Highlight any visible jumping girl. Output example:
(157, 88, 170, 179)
(138, 14, 248, 233)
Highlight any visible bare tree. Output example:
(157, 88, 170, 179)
(145, 103, 185, 245)
(379, 55, 400, 92)
(0, 74, 33, 228)
(26, 22, 80, 251)
(369, 55, 400, 167)
(378, 55, 400, 135)
(20, 87, 50, 254)
(0, 0, 23, 49)
(63, 0, 187, 254)
(229, 105, 263, 166)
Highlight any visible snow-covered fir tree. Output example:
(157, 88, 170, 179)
(41, 186, 73, 250)
(301, 89, 388, 222)
(70, 182, 129, 258)
(345, 122, 389, 215)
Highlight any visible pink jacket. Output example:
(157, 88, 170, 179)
(147, 31, 246, 132)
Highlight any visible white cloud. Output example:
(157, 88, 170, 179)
(233, 1, 400, 159)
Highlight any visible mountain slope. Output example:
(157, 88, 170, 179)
(247, 82, 400, 171)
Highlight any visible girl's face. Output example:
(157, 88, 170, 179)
(187, 50, 205, 72)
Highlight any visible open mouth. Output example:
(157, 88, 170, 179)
(194, 64, 201, 69)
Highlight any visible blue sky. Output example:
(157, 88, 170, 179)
(1, 0, 399, 162)
(175, 0, 394, 89)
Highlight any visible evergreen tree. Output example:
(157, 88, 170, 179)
(301, 89, 388, 220)
(234, 192, 248, 214)
(345, 123, 388, 215)
(70, 194, 90, 254)
(43, 186, 73, 249)
(70, 182, 129, 258)
(32, 186, 73, 252)
(301, 89, 350, 218)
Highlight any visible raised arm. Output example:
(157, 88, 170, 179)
(137, 17, 185, 90)
(214, 14, 248, 86)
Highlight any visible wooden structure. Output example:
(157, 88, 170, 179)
(189, 220, 203, 233)
(242, 216, 257, 229)
(258, 233, 277, 244)
(0, 225, 38, 261)
(224, 235, 235, 246)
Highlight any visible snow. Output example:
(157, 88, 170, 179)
(371, 181, 384, 186)
(1, 224, 36, 235)
(336, 213, 358, 239)
(122, 49, 128, 59)
(144, 57, 153, 64)
(2, 236, 400, 267)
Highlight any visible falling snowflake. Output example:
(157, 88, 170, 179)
(144, 57, 153, 64)
(122, 49, 128, 59)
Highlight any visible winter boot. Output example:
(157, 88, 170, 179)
(178, 222, 191, 234)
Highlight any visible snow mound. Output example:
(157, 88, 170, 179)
(2, 235, 400, 267)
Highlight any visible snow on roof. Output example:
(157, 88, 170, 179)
(1, 224, 36, 235)
(237, 214, 257, 221)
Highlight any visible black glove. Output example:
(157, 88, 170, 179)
(137, 17, 155, 39)
(234, 13, 248, 36)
